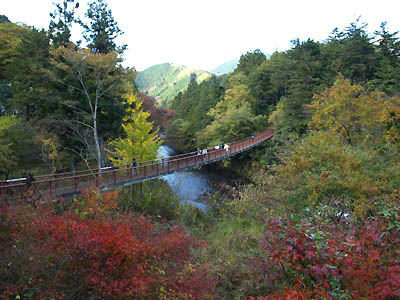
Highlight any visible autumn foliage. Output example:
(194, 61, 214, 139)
(0, 191, 214, 300)
(249, 212, 400, 300)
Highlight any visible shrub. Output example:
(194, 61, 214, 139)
(0, 193, 215, 300)
(250, 211, 400, 299)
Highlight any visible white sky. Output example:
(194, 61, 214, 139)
(3, 0, 400, 71)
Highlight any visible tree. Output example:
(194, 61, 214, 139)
(7, 27, 50, 120)
(340, 18, 378, 83)
(81, 0, 126, 54)
(0, 116, 46, 178)
(47, 45, 134, 170)
(0, 80, 11, 115)
(235, 49, 266, 76)
(309, 77, 385, 145)
(107, 91, 163, 165)
(370, 22, 400, 95)
(197, 74, 266, 147)
(0, 116, 16, 178)
(0, 22, 26, 80)
(275, 39, 324, 135)
(49, 0, 80, 47)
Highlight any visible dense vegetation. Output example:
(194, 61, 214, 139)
(0, 0, 162, 178)
(1, 3, 400, 299)
(135, 63, 212, 107)
(169, 20, 400, 156)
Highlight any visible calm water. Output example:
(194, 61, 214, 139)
(159, 145, 212, 210)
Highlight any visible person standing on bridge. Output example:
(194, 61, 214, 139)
(202, 148, 208, 161)
(132, 158, 137, 175)
(224, 143, 230, 152)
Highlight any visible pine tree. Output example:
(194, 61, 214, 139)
(49, 0, 80, 47)
(107, 92, 163, 166)
(81, 0, 126, 54)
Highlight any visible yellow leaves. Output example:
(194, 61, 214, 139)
(0, 22, 26, 73)
(271, 129, 397, 218)
(107, 91, 163, 166)
(380, 96, 400, 145)
(309, 78, 387, 145)
(268, 101, 284, 130)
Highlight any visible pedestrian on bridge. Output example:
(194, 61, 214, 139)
(132, 158, 137, 175)
(202, 148, 208, 160)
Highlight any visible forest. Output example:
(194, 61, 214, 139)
(1, 0, 400, 299)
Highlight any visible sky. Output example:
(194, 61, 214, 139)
(3, 0, 400, 71)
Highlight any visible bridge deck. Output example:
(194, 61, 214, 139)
(0, 129, 274, 202)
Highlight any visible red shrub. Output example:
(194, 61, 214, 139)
(0, 200, 215, 300)
(251, 213, 400, 300)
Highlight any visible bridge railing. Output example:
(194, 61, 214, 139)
(0, 129, 274, 202)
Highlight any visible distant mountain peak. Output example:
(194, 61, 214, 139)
(211, 58, 240, 75)
(135, 63, 212, 107)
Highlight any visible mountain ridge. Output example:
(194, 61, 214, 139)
(135, 63, 212, 107)
(211, 58, 239, 74)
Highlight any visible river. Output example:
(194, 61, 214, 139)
(159, 145, 212, 211)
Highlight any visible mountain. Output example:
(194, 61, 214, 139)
(135, 63, 212, 107)
(211, 58, 239, 74)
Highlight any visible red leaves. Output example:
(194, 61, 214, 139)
(0, 200, 215, 300)
(252, 213, 400, 299)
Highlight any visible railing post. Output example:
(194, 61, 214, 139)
(74, 176, 78, 192)
(157, 163, 159, 176)
(114, 170, 117, 184)
(96, 172, 99, 187)
(49, 181, 53, 197)
(144, 166, 147, 178)
(168, 161, 170, 172)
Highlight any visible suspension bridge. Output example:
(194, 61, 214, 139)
(0, 129, 274, 202)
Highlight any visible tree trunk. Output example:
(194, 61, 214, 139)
(70, 154, 75, 175)
(93, 109, 102, 174)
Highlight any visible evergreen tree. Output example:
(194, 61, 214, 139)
(235, 49, 266, 76)
(49, 0, 80, 47)
(340, 19, 378, 83)
(81, 0, 126, 54)
(277, 39, 324, 135)
(370, 22, 400, 95)
(7, 27, 50, 121)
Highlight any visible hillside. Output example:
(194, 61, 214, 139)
(211, 58, 239, 74)
(139, 92, 175, 130)
(135, 63, 212, 107)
